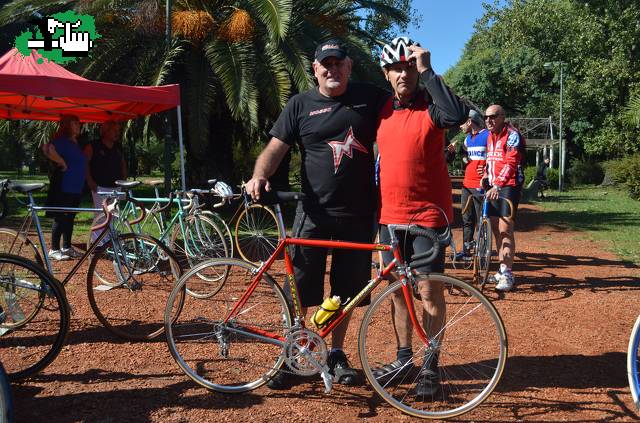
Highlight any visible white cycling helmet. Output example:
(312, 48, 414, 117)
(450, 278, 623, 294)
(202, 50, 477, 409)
(213, 181, 234, 198)
(380, 36, 420, 67)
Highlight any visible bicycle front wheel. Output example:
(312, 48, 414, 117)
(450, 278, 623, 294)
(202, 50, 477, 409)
(474, 218, 492, 290)
(359, 274, 507, 419)
(170, 215, 229, 298)
(234, 204, 280, 264)
(87, 233, 184, 341)
(165, 258, 292, 393)
(202, 210, 234, 258)
(628, 315, 640, 410)
(0, 254, 70, 381)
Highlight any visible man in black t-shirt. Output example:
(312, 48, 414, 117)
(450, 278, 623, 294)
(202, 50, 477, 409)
(245, 39, 388, 390)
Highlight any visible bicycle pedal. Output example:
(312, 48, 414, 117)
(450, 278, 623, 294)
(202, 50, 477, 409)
(321, 369, 333, 393)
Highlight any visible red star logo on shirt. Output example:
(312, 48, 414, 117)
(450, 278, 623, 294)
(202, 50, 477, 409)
(327, 126, 368, 174)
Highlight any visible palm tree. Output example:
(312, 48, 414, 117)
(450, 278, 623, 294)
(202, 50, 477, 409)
(0, 0, 409, 183)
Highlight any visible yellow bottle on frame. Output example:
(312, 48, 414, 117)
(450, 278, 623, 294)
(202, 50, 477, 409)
(311, 295, 341, 329)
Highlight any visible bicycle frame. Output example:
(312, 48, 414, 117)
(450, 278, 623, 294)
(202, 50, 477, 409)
(224, 203, 431, 347)
(16, 191, 136, 287)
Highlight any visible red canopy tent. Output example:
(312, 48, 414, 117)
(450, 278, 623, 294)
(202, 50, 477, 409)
(0, 48, 186, 188)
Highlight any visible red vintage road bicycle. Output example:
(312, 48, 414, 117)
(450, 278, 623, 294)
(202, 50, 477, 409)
(164, 191, 507, 419)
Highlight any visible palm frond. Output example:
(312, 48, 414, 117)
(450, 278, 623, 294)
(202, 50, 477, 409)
(0, 0, 73, 24)
(623, 94, 640, 127)
(245, 0, 292, 41)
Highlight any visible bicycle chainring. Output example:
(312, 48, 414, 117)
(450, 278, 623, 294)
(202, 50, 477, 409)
(284, 329, 328, 376)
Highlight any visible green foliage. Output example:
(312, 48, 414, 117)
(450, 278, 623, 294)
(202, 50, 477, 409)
(604, 154, 640, 200)
(623, 92, 640, 127)
(567, 159, 604, 186)
(445, 0, 640, 160)
(524, 165, 559, 190)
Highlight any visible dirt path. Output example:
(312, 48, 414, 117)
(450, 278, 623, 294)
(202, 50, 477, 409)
(11, 192, 640, 422)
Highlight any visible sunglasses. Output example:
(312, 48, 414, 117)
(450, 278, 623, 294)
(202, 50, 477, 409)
(484, 114, 501, 120)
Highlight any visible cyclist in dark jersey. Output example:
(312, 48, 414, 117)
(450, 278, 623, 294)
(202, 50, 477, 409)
(84, 121, 127, 242)
(245, 39, 388, 390)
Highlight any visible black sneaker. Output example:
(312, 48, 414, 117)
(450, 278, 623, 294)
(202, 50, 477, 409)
(327, 350, 359, 385)
(414, 368, 441, 398)
(371, 359, 414, 384)
(266, 365, 297, 390)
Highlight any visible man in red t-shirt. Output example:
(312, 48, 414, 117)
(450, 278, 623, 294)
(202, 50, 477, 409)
(375, 37, 468, 397)
(482, 104, 525, 291)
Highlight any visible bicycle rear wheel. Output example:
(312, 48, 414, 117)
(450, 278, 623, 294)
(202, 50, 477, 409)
(474, 218, 492, 290)
(628, 315, 640, 410)
(0, 254, 70, 381)
(87, 233, 184, 341)
(165, 258, 292, 393)
(359, 274, 507, 419)
(0, 229, 43, 268)
(234, 204, 280, 264)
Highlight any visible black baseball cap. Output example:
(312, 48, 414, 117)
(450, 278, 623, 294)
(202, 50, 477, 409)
(314, 39, 347, 62)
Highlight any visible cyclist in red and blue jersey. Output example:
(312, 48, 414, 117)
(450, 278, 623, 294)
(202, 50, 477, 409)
(459, 109, 488, 259)
(482, 104, 525, 291)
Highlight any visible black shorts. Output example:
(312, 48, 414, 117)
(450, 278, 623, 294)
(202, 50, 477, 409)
(487, 186, 521, 218)
(291, 209, 374, 308)
(378, 224, 446, 274)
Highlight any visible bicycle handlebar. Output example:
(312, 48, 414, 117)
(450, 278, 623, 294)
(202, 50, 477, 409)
(407, 226, 441, 269)
(462, 193, 515, 219)
(90, 198, 116, 232)
(126, 193, 147, 226)
(156, 192, 175, 214)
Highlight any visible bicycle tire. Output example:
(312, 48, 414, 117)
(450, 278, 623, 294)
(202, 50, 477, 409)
(0, 194, 7, 222)
(170, 214, 229, 298)
(0, 361, 12, 423)
(86, 233, 185, 341)
(0, 253, 70, 382)
(234, 204, 281, 264)
(628, 315, 640, 410)
(0, 229, 43, 268)
(202, 210, 234, 258)
(359, 274, 507, 419)
(165, 258, 292, 393)
(474, 218, 492, 290)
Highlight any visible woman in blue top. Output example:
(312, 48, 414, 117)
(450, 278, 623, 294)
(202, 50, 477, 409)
(42, 115, 86, 261)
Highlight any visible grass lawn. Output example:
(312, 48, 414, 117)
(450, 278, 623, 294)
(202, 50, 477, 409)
(537, 185, 640, 266)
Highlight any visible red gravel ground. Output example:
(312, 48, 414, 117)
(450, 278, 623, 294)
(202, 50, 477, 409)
(10, 188, 640, 422)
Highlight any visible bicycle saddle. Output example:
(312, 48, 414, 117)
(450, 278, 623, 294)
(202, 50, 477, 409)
(254, 190, 306, 206)
(10, 182, 45, 193)
(145, 179, 164, 187)
(115, 180, 141, 189)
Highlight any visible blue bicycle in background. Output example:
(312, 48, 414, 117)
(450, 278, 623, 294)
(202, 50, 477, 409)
(627, 315, 640, 411)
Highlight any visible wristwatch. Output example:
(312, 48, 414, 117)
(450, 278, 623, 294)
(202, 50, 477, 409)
(493, 185, 501, 192)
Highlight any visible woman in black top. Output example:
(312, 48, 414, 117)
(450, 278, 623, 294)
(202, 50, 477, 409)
(84, 121, 127, 242)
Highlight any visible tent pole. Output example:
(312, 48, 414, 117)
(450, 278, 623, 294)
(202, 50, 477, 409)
(177, 105, 186, 191)
(163, 0, 173, 193)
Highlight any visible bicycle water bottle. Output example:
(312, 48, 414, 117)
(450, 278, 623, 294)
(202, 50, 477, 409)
(311, 295, 341, 329)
